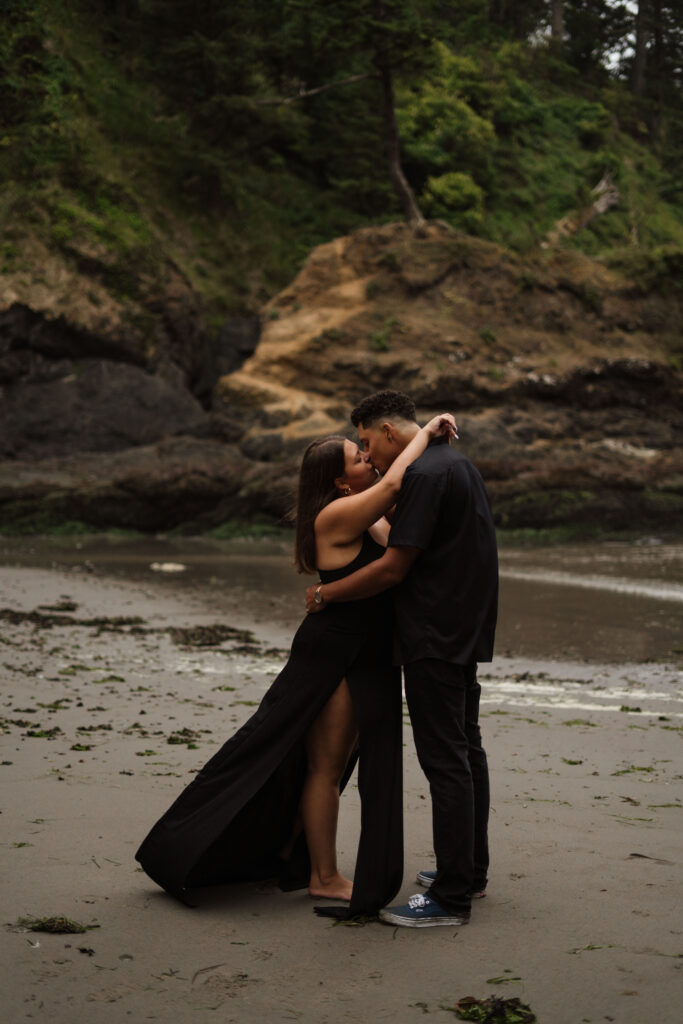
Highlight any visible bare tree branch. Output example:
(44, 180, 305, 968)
(254, 72, 375, 106)
(543, 173, 620, 247)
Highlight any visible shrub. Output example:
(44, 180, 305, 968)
(604, 245, 683, 293)
(577, 103, 611, 148)
(421, 172, 484, 231)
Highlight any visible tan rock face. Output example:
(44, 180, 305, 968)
(223, 221, 680, 417)
(213, 222, 682, 530)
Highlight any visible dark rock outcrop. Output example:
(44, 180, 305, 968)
(193, 316, 261, 407)
(1, 223, 681, 532)
(0, 438, 292, 532)
(0, 359, 208, 460)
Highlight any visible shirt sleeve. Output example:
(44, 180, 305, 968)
(388, 468, 442, 551)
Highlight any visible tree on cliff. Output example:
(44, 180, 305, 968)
(487, 0, 547, 38)
(371, 0, 426, 225)
(633, 0, 651, 95)
(2, 0, 681, 299)
(639, 1, 683, 110)
(120, 0, 430, 224)
(550, 0, 566, 39)
(254, 0, 431, 226)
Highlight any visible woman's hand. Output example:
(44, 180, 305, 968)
(424, 413, 458, 440)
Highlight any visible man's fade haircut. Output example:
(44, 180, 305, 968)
(350, 389, 417, 429)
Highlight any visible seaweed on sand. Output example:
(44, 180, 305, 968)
(0, 608, 144, 631)
(0, 608, 263, 651)
(16, 916, 100, 934)
(451, 996, 537, 1023)
(168, 624, 256, 647)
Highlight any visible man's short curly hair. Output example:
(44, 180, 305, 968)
(350, 389, 417, 428)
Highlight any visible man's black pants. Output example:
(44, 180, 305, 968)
(403, 659, 490, 914)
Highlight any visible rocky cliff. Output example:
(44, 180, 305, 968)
(1, 223, 681, 533)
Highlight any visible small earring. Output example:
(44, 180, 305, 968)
(343, 486, 351, 496)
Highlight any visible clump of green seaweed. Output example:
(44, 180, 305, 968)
(0, 608, 144, 631)
(451, 996, 537, 1023)
(17, 916, 100, 934)
(1, 608, 263, 651)
(168, 624, 256, 647)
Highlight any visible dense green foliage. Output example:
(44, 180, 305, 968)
(1, 0, 681, 313)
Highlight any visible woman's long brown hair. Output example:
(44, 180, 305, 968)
(294, 435, 346, 574)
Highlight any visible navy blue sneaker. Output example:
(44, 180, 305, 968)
(416, 869, 486, 898)
(379, 893, 470, 928)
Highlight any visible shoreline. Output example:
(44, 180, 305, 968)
(2, 531, 681, 666)
(1, 562, 681, 1024)
(2, 522, 683, 545)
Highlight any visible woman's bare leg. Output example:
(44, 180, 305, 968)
(302, 679, 357, 900)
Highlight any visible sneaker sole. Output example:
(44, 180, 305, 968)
(379, 909, 469, 928)
(415, 871, 486, 898)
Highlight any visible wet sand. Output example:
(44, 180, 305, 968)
(1, 543, 681, 1023)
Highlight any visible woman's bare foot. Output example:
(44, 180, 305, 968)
(308, 873, 353, 901)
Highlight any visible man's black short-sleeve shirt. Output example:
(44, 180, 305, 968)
(388, 438, 498, 665)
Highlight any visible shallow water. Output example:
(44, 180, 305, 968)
(1, 532, 681, 666)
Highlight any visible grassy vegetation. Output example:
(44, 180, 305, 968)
(0, 514, 94, 537)
(0, 1, 359, 314)
(0, 498, 295, 540)
(198, 519, 292, 541)
(400, 41, 683, 255)
(1, 2, 681, 321)
(2, 508, 678, 546)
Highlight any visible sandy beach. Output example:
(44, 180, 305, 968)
(1, 552, 681, 1024)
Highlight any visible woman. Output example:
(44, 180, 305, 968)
(136, 412, 455, 917)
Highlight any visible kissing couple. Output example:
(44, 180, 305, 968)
(136, 389, 498, 928)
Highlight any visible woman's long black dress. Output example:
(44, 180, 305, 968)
(135, 534, 403, 917)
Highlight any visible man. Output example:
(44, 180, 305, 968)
(305, 389, 498, 927)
